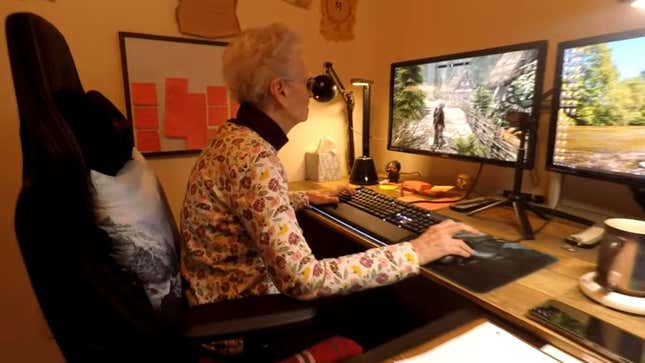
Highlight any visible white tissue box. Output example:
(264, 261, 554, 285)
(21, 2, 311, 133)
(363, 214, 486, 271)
(305, 152, 340, 181)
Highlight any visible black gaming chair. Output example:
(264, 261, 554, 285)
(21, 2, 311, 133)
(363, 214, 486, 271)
(6, 12, 316, 363)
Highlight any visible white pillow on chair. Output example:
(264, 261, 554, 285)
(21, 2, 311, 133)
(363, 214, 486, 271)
(90, 148, 182, 314)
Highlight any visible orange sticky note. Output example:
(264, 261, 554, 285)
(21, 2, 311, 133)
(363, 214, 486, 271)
(163, 78, 189, 137)
(131, 83, 157, 106)
(208, 106, 228, 125)
(185, 93, 207, 149)
(133, 107, 159, 129)
(136, 130, 161, 152)
(207, 86, 228, 106)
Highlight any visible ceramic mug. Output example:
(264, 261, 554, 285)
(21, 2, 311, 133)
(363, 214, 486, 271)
(596, 218, 645, 297)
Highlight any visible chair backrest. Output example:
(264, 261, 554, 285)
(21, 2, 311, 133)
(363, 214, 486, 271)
(6, 12, 187, 362)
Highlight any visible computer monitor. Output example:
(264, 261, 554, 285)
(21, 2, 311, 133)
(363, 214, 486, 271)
(388, 41, 547, 169)
(547, 29, 645, 186)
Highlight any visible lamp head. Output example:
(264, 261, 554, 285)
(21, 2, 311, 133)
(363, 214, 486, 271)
(311, 74, 336, 102)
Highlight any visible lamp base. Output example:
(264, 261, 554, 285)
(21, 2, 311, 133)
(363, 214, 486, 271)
(349, 156, 378, 185)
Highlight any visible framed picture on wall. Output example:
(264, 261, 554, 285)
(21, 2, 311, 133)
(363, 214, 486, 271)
(119, 32, 235, 156)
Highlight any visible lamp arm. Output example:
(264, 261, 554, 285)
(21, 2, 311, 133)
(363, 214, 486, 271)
(324, 62, 355, 110)
(344, 98, 355, 170)
(324, 62, 355, 170)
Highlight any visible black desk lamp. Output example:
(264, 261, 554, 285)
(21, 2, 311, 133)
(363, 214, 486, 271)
(311, 62, 378, 185)
(349, 78, 378, 185)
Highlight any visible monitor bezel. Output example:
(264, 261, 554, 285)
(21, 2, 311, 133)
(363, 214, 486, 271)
(387, 40, 548, 169)
(546, 28, 645, 187)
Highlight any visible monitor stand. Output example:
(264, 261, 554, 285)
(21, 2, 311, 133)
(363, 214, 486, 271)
(466, 112, 548, 240)
(466, 192, 549, 240)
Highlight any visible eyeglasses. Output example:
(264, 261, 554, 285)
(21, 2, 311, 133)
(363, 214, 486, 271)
(283, 77, 314, 93)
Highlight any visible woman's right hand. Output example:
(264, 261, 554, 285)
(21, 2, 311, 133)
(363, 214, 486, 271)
(409, 219, 479, 265)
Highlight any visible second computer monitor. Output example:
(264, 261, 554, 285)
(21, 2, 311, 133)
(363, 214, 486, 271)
(388, 41, 547, 168)
(547, 28, 645, 186)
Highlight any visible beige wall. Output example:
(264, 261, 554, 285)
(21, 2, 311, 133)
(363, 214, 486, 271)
(1, 0, 643, 361)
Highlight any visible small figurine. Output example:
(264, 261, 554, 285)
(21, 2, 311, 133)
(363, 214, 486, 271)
(456, 173, 472, 191)
(385, 160, 401, 183)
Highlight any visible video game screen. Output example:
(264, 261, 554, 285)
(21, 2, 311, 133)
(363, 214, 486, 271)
(388, 41, 546, 168)
(548, 30, 645, 185)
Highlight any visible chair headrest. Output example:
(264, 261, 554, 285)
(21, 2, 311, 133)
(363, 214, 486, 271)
(6, 13, 85, 179)
(6, 12, 83, 102)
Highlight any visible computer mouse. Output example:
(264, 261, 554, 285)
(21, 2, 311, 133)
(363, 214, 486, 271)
(453, 231, 482, 239)
(437, 255, 466, 264)
(453, 232, 490, 244)
(453, 232, 500, 258)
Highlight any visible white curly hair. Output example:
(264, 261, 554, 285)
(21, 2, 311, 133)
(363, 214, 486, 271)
(222, 23, 301, 106)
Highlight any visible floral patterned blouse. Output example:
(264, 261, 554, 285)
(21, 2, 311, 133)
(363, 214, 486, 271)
(180, 103, 420, 306)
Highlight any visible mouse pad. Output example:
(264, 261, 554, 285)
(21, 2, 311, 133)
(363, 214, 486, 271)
(424, 240, 558, 293)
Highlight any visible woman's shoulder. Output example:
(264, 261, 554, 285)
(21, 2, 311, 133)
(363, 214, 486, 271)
(205, 122, 275, 162)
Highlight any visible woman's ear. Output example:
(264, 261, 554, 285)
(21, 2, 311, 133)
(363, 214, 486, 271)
(269, 78, 288, 106)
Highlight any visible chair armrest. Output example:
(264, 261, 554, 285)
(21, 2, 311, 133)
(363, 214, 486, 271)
(181, 294, 316, 341)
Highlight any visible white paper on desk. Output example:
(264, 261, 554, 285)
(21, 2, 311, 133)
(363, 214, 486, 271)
(395, 321, 558, 363)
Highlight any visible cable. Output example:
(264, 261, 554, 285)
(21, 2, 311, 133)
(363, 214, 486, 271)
(540, 89, 553, 111)
(463, 161, 485, 200)
(530, 164, 540, 186)
(530, 218, 552, 237)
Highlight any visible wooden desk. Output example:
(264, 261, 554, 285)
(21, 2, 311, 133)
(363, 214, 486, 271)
(290, 181, 645, 362)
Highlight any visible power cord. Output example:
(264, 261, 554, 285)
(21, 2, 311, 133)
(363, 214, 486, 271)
(530, 166, 540, 187)
(463, 161, 485, 200)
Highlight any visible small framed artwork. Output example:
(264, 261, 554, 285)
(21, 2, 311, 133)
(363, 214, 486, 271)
(119, 32, 237, 156)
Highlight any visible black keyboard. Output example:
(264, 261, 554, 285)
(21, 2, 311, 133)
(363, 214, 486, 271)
(310, 188, 448, 244)
(340, 188, 447, 234)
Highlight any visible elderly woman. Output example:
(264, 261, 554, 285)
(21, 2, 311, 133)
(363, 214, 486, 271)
(181, 23, 475, 313)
